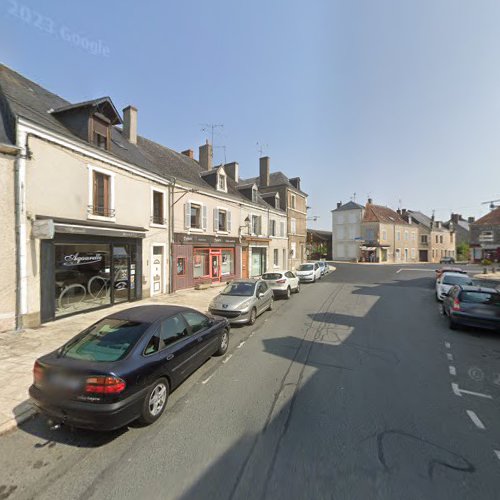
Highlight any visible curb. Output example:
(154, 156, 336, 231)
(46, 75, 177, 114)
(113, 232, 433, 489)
(0, 403, 37, 437)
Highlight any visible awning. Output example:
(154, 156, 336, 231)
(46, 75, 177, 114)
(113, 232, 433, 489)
(360, 246, 377, 251)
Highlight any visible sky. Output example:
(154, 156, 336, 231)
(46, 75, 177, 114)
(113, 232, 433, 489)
(1, 0, 499, 230)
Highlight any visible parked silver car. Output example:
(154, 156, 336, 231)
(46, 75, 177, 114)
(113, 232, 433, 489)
(262, 271, 300, 299)
(209, 279, 274, 325)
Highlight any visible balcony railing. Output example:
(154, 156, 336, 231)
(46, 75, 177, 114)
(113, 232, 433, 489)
(88, 205, 116, 218)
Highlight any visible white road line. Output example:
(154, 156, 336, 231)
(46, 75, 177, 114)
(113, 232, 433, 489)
(445, 342, 451, 349)
(494, 450, 500, 461)
(201, 374, 214, 385)
(396, 268, 435, 273)
(237, 341, 246, 349)
(466, 410, 486, 430)
(222, 354, 233, 364)
(452, 382, 493, 399)
(447, 353, 454, 361)
(449, 365, 456, 376)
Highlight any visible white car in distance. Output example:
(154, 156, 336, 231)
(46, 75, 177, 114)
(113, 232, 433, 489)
(435, 272, 473, 301)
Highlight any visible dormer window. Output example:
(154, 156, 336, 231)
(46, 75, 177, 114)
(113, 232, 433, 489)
(217, 172, 227, 192)
(252, 186, 258, 202)
(90, 115, 110, 151)
(275, 194, 280, 209)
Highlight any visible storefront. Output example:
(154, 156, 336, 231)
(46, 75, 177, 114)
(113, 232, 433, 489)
(38, 219, 145, 323)
(241, 237, 270, 278)
(172, 233, 241, 291)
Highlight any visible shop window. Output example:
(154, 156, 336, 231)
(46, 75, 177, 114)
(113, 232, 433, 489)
(273, 249, 279, 267)
(193, 249, 210, 277)
(177, 257, 186, 276)
(221, 250, 234, 275)
(90, 170, 114, 218)
(152, 190, 166, 225)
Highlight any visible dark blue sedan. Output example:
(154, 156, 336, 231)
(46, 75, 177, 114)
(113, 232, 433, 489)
(29, 305, 230, 431)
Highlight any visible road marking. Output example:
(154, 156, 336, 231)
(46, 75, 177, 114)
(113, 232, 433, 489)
(468, 366, 484, 382)
(494, 450, 500, 461)
(396, 268, 435, 273)
(466, 410, 486, 430)
(237, 341, 246, 349)
(449, 365, 456, 376)
(222, 354, 233, 364)
(452, 382, 493, 399)
(447, 353, 454, 361)
(445, 342, 451, 349)
(202, 374, 214, 385)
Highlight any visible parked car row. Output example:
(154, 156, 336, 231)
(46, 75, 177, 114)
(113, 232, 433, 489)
(30, 262, 331, 432)
(434, 267, 500, 333)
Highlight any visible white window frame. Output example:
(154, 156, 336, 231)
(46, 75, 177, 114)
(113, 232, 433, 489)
(186, 200, 207, 232)
(290, 194, 296, 209)
(270, 219, 277, 237)
(252, 186, 258, 202)
(87, 164, 116, 222)
(275, 194, 280, 209)
(217, 172, 227, 193)
(214, 207, 231, 234)
(273, 248, 279, 267)
(251, 214, 262, 236)
(290, 218, 297, 235)
(150, 187, 167, 228)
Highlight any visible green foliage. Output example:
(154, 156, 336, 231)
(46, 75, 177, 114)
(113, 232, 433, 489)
(456, 242, 469, 260)
(482, 259, 492, 266)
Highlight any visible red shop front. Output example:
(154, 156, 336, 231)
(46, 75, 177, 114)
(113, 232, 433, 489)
(172, 233, 241, 291)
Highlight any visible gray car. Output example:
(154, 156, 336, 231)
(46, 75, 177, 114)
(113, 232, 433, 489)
(209, 279, 274, 325)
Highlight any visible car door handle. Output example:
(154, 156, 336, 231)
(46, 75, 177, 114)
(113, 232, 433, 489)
(166, 354, 174, 361)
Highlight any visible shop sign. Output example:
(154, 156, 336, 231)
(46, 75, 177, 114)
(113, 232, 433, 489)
(63, 253, 103, 266)
(175, 233, 238, 245)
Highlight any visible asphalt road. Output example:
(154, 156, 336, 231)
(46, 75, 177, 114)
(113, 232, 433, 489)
(1, 263, 500, 500)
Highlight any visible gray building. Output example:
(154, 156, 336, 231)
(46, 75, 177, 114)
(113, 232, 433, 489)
(469, 207, 500, 262)
(331, 201, 364, 261)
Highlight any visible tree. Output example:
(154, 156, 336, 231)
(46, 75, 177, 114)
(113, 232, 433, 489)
(456, 242, 469, 260)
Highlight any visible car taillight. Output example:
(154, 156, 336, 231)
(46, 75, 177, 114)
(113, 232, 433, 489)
(276, 279, 286, 284)
(33, 361, 44, 385)
(452, 299, 461, 311)
(85, 376, 126, 394)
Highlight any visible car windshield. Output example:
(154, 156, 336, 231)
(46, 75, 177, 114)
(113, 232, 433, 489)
(262, 273, 282, 280)
(221, 282, 256, 296)
(60, 319, 149, 362)
(298, 264, 314, 271)
(442, 275, 473, 286)
(460, 291, 500, 305)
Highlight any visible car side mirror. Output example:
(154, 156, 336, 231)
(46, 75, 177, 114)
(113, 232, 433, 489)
(258, 292, 265, 299)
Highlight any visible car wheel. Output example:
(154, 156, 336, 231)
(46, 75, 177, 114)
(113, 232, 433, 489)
(215, 328, 229, 356)
(313, 277, 316, 283)
(248, 308, 257, 325)
(295, 283, 300, 293)
(285, 287, 291, 299)
(138, 378, 169, 425)
(449, 317, 457, 330)
(268, 297, 274, 311)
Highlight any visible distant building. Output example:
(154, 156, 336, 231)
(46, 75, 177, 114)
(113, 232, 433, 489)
(470, 206, 500, 262)
(443, 213, 472, 249)
(331, 201, 364, 261)
(307, 229, 332, 260)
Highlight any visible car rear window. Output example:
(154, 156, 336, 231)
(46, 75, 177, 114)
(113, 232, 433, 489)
(298, 264, 313, 271)
(460, 291, 500, 305)
(262, 273, 282, 280)
(442, 275, 473, 286)
(60, 319, 149, 362)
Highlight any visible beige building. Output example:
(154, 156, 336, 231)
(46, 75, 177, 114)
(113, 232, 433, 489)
(0, 142, 17, 331)
(403, 210, 455, 263)
(360, 200, 419, 263)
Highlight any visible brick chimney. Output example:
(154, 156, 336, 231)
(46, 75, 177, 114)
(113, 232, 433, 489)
(468, 216, 475, 223)
(199, 141, 212, 171)
(337, 202, 342, 209)
(182, 149, 194, 159)
(123, 106, 137, 144)
(225, 162, 239, 183)
(259, 156, 270, 187)
(367, 198, 373, 204)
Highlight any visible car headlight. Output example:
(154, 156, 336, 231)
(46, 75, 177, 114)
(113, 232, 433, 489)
(239, 299, 252, 310)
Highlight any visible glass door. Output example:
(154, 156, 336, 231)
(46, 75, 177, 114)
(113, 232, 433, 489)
(210, 250, 221, 283)
(112, 245, 130, 304)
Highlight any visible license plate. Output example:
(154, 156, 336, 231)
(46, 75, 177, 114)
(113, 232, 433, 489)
(50, 373, 81, 390)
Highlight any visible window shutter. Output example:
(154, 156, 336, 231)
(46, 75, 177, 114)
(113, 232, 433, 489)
(258, 216, 262, 235)
(213, 208, 219, 231)
(227, 210, 232, 232)
(280, 221, 285, 237)
(202, 205, 208, 230)
(185, 202, 191, 229)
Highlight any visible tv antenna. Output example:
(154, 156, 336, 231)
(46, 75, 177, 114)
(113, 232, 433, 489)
(482, 198, 500, 210)
(256, 142, 269, 157)
(351, 192, 357, 202)
(214, 145, 227, 164)
(200, 123, 224, 152)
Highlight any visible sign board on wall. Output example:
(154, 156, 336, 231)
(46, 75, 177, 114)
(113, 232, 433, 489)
(32, 219, 55, 239)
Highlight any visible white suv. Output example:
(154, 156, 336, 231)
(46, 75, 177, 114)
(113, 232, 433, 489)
(262, 271, 300, 299)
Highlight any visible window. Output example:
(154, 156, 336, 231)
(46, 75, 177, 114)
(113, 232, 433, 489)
(251, 215, 262, 235)
(182, 311, 210, 334)
(435, 235, 439, 244)
(217, 173, 227, 192)
(439, 235, 443, 244)
(404, 231, 409, 241)
(252, 187, 258, 202)
(91, 117, 109, 150)
(193, 249, 210, 277)
(411, 248, 416, 258)
(94, 132, 107, 150)
(191, 204, 201, 228)
(159, 315, 189, 348)
(274, 248, 279, 266)
(421, 234, 428, 244)
(91, 170, 113, 217)
(382, 230, 387, 241)
(411, 232, 416, 241)
(365, 229, 375, 241)
(275, 195, 280, 209)
(396, 231, 401, 241)
(221, 250, 234, 275)
(152, 190, 165, 225)
(480, 230, 494, 242)
(290, 218, 297, 235)
(177, 257, 186, 276)
(280, 221, 285, 237)
(185, 202, 206, 230)
(290, 194, 296, 209)
(270, 220, 277, 236)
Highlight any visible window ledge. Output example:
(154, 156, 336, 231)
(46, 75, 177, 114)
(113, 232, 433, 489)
(216, 231, 229, 235)
(88, 214, 116, 223)
(150, 223, 167, 229)
(188, 228, 205, 233)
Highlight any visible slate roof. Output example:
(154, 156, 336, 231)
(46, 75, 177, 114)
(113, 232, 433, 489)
(474, 206, 500, 226)
(363, 204, 407, 224)
(241, 171, 307, 195)
(0, 64, 286, 213)
(331, 201, 364, 212)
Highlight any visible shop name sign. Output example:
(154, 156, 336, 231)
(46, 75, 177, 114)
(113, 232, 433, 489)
(175, 233, 238, 245)
(63, 253, 103, 266)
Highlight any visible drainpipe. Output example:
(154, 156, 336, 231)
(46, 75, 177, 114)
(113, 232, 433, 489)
(168, 177, 176, 294)
(15, 124, 28, 330)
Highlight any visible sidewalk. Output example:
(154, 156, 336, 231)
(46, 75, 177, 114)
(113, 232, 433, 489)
(0, 285, 223, 435)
